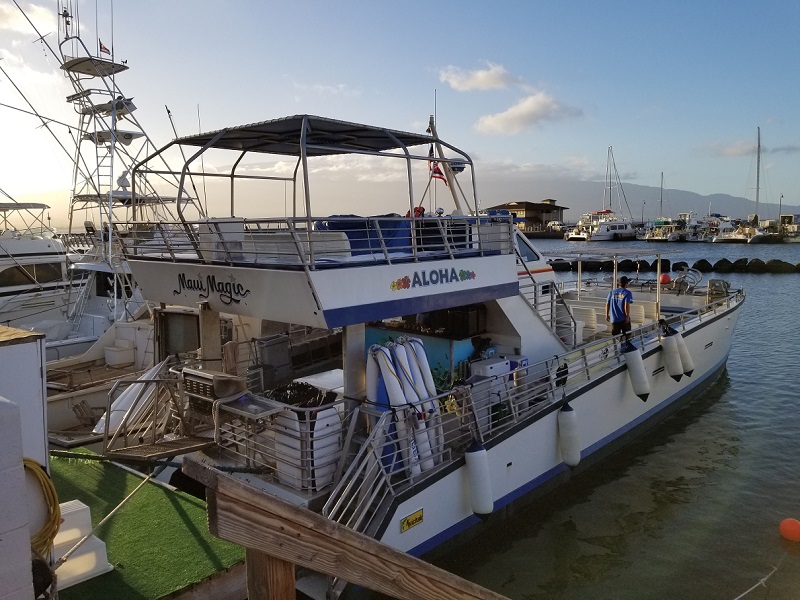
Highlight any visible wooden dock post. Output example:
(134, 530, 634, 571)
(183, 456, 510, 600)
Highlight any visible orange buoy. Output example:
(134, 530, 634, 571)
(779, 518, 800, 542)
(659, 273, 672, 285)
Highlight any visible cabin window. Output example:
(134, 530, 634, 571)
(34, 262, 63, 283)
(0, 262, 62, 287)
(515, 232, 540, 262)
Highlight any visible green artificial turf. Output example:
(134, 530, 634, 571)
(50, 452, 244, 600)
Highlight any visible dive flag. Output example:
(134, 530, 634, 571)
(99, 39, 110, 55)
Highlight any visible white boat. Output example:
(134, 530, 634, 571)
(104, 115, 743, 598)
(0, 200, 77, 337)
(5, 3, 211, 438)
(779, 213, 800, 242)
(569, 147, 637, 242)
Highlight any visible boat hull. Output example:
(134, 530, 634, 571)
(373, 302, 742, 556)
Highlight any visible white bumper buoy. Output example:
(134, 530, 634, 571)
(464, 440, 493, 517)
(557, 404, 581, 467)
(660, 334, 683, 382)
(673, 331, 695, 376)
(622, 340, 650, 401)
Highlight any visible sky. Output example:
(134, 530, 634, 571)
(1, 0, 799, 228)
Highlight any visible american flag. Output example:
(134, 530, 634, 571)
(99, 39, 110, 55)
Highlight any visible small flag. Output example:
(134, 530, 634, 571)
(431, 163, 448, 185)
(428, 144, 448, 185)
(99, 39, 110, 55)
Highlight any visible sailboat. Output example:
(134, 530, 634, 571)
(713, 128, 781, 244)
(641, 173, 681, 242)
(567, 146, 637, 241)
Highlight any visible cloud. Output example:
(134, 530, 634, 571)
(716, 140, 755, 157)
(767, 144, 800, 155)
(475, 92, 582, 135)
(705, 138, 800, 157)
(439, 62, 516, 91)
(0, 3, 56, 34)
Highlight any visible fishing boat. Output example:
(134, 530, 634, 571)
(0, 6, 200, 360)
(97, 114, 743, 598)
(0, 199, 75, 334)
(1, 4, 216, 443)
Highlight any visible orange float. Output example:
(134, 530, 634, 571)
(779, 518, 800, 542)
(659, 273, 672, 285)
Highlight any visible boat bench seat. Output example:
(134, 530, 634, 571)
(570, 306, 608, 341)
(629, 303, 655, 327)
(247, 231, 351, 263)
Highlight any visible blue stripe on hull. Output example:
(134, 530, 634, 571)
(321, 282, 518, 328)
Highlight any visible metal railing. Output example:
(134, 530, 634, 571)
(115, 214, 515, 270)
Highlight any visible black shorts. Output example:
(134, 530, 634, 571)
(611, 320, 631, 336)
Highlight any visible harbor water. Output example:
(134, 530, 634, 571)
(424, 240, 800, 600)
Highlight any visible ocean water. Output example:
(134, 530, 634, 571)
(426, 240, 800, 600)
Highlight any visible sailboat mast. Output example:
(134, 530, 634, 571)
(660, 172, 663, 216)
(755, 126, 761, 222)
(604, 146, 612, 211)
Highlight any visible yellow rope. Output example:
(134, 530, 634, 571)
(23, 458, 61, 556)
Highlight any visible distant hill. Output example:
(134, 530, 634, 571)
(481, 176, 800, 224)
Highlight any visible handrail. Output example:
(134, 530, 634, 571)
(116, 213, 516, 271)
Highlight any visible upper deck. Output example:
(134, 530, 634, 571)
(120, 116, 528, 327)
(118, 214, 519, 328)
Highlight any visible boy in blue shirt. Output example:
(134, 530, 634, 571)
(606, 276, 633, 336)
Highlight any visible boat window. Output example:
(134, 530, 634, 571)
(34, 262, 63, 284)
(0, 265, 37, 287)
(515, 232, 540, 262)
(0, 262, 63, 288)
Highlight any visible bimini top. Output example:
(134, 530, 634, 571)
(172, 114, 438, 157)
(0, 202, 50, 213)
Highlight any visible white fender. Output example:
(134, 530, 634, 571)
(673, 331, 695, 376)
(622, 341, 650, 401)
(660, 334, 683, 382)
(389, 343, 434, 471)
(373, 346, 421, 477)
(464, 440, 494, 516)
(557, 404, 581, 467)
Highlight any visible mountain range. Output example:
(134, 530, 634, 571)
(488, 177, 800, 224)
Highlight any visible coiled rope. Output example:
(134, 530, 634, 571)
(23, 458, 61, 556)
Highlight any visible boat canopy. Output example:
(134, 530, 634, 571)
(172, 115, 439, 157)
(0, 202, 50, 213)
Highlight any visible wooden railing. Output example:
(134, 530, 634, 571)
(182, 456, 509, 600)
